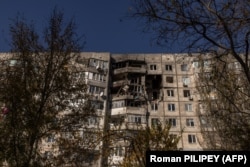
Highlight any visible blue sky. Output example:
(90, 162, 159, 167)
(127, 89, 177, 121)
(0, 0, 178, 53)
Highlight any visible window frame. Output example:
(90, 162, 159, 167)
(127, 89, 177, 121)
(188, 134, 196, 143)
(167, 89, 174, 97)
(185, 104, 192, 112)
(181, 64, 188, 71)
(151, 103, 158, 111)
(168, 103, 175, 111)
(183, 90, 191, 97)
(182, 77, 190, 86)
(150, 64, 157, 70)
(168, 118, 177, 127)
(165, 64, 173, 71)
(186, 118, 195, 127)
(166, 76, 174, 83)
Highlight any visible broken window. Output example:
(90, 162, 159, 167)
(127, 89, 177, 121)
(166, 76, 174, 83)
(183, 90, 191, 97)
(152, 91, 158, 100)
(130, 77, 141, 84)
(150, 64, 157, 70)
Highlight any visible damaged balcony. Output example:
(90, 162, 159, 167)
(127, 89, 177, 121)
(112, 73, 144, 88)
(112, 60, 147, 75)
(111, 107, 147, 116)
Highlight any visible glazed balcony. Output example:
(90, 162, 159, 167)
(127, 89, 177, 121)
(111, 107, 146, 116)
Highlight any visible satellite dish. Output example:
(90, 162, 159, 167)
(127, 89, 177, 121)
(100, 92, 104, 97)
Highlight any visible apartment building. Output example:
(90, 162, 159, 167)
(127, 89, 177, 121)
(0, 52, 219, 166)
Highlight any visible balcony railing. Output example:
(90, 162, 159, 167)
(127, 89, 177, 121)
(111, 107, 146, 115)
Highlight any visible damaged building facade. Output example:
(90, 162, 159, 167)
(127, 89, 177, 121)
(0, 52, 212, 166)
(108, 53, 204, 165)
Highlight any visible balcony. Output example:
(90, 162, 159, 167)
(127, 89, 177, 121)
(113, 66, 146, 75)
(111, 107, 146, 116)
(109, 122, 147, 131)
(112, 80, 127, 87)
(87, 80, 106, 88)
(111, 94, 134, 100)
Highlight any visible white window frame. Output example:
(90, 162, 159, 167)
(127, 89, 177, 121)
(113, 146, 124, 157)
(182, 77, 190, 86)
(168, 118, 177, 127)
(168, 104, 175, 111)
(165, 64, 173, 71)
(151, 103, 158, 111)
(185, 104, 192, 112)
(151, 118, 159, 126)
(150, 64, 157, 70)
(128, 115, 145, 124)
(188, 134, 196, 143)
(186, 118, 195, 127)
(167, 90, 174, 97)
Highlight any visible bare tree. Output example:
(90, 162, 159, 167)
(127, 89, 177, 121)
(131, 0, 250, 150)
(0, 8, 99, 166)
(195, 54, 250, 150)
